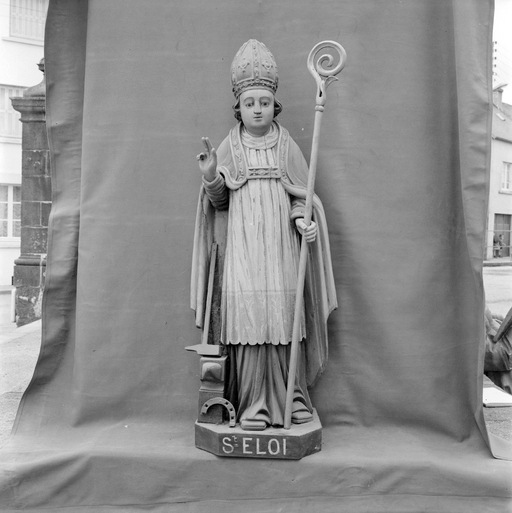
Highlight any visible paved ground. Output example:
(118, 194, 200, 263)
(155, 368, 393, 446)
(0, 266, 511, 445)
(484, 265, 512, 317)
(0, 291, 40, 445)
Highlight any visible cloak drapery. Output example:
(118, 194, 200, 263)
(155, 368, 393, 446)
(191, 122, 337, 386)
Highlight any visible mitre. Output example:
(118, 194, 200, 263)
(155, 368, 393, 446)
(231, 39, 278, 98)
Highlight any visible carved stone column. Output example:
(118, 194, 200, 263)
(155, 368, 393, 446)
(11, 60, 51, 326)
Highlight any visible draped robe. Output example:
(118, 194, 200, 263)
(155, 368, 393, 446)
(191, 121, 337, 425)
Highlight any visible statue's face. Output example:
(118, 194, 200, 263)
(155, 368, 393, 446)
(239, 89, 274, 137)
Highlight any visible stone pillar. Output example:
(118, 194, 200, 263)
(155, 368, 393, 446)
(11, 60, 51, 326)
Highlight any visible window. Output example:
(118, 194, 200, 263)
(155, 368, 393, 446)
(502, 162, 512, 191)
(10, 0, 49, 41)
(0, 185, 21, 238)
(0, 85, 25, 138)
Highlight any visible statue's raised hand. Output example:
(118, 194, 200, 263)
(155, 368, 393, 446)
(196, 137, 217, 182)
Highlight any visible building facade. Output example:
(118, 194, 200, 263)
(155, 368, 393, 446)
(0, 0, 48, 286)
(487, 87, 512, 260)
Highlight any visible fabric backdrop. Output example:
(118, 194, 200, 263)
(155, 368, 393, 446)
(1, 0, 511, 511)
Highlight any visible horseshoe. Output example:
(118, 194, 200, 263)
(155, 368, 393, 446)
(201, 398, 236, 427)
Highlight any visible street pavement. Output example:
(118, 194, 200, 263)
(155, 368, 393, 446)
(0, 266, 511, 445)
(0, 290, 40, 445)
(484, 265, 512, 317)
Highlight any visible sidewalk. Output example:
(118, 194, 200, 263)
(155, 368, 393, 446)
(0, 316, 41, 445)
(484, 256, 512, 267)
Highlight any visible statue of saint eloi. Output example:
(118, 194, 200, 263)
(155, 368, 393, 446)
(191, 40, 337, 432)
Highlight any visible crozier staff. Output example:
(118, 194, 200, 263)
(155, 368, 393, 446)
(191, 40, 337, 431)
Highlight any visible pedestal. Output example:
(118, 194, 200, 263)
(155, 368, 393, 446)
(11, 63, 50, 327)
(195, 409, 322, 460)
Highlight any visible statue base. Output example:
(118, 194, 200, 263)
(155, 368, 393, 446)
(195, 409, 322, 460)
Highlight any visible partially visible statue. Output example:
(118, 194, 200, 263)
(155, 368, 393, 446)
(485, 305, 512, 394)
(191, 40, 337, 432)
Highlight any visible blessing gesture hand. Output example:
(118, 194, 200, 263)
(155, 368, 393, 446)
(196, 137, 217, 182)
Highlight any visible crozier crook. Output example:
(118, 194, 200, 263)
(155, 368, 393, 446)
(284, 41, 347, 430)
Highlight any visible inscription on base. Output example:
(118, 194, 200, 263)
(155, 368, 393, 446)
(222, 435, 287, 457)
(195, 410, 322, 460)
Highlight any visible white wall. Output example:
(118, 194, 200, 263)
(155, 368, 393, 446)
(0, 1, 47, 285)
(0, 246, 18, 285)
(487, 109, 512, 259)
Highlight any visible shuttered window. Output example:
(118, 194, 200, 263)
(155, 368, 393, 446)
(0, 86, 25, 138)
(502, 162, 512, 191)
(10, 0, 49, 41)
(0, 185, 21, 238)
